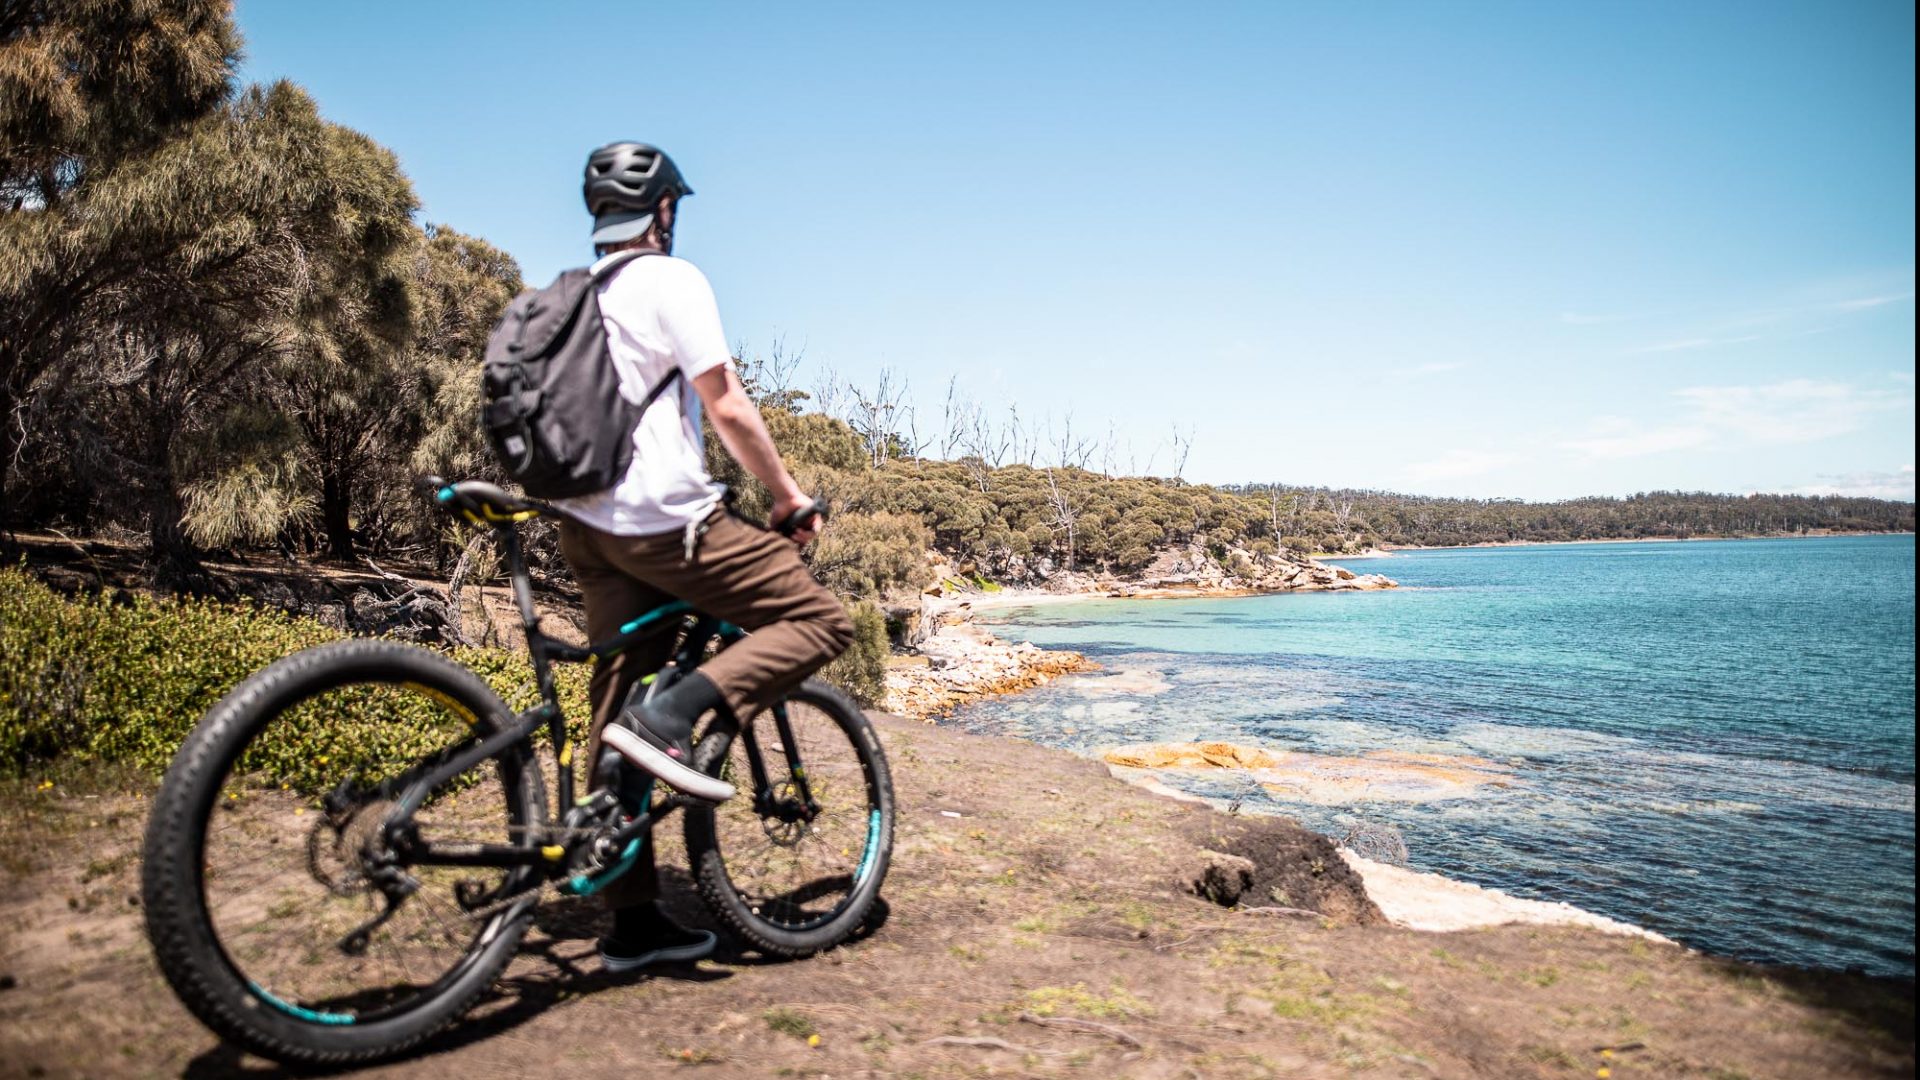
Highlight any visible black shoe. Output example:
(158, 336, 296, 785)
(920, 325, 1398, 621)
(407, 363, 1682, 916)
(602, 700, 734, 803)
(598, 907, 717, 973)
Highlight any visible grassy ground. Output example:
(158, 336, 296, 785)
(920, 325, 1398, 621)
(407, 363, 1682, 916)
(0, 713, 1911, 1079)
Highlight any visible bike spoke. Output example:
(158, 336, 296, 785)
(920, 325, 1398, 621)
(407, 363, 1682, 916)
(197, 680, 526, 1022)
(705, 694, 878, 930)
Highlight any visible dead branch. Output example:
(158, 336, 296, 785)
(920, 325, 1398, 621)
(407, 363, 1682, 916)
(1236, 904, 1322, 919)
(922, 1035, 1063, 1055)
(1017, 1012, 1145, 1049)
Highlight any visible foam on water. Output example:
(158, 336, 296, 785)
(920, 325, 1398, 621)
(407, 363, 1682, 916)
(957, 536, 1917, 975)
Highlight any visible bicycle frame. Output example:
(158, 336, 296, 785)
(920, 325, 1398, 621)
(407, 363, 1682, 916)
(373, 516, 821, 891)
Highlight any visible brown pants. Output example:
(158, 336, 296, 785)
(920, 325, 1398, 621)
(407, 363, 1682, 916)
(558, 508, 854, 907)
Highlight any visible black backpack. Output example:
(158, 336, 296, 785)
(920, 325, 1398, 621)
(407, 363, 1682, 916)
(480, 250, 683, 498)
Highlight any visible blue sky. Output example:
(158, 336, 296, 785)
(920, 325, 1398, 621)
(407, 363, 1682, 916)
(235, 1, 1914, 501)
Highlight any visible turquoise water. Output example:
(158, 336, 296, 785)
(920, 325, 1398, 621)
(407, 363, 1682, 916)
(951, 535, 1916, 975)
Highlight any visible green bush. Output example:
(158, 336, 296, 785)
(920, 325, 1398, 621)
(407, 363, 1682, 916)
(0, 564, 893, 788)
(0, 567, 590, 788)
(818, 599, 889, 707)
(809, 510, 933, 599)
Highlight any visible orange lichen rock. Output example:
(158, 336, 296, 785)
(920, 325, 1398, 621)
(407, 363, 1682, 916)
(1103, 742, 1283, 770)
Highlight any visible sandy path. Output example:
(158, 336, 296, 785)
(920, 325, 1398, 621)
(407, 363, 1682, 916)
(1, 714, 1907, 1079)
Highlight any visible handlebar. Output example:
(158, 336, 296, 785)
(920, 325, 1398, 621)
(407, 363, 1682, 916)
(774, 499, 826, 537)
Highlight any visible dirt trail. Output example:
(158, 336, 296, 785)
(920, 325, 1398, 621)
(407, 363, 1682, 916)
(1, 714, 1911, 1079)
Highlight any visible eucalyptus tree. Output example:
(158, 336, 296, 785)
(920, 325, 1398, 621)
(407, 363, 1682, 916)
(266, 123, 419, 562)
(0, 0, 241, 522)
(44, 81, 425, 581)
(405, 226, 523, 483)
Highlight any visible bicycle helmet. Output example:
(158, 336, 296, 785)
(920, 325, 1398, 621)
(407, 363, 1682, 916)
(585, 141, 692, 246)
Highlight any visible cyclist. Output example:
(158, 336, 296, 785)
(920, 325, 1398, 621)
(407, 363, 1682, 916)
(560, 141, 854, 971)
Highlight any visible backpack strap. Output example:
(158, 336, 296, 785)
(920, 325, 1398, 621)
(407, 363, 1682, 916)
(638, 367, 685, 411)
(589, 247, 686, 423)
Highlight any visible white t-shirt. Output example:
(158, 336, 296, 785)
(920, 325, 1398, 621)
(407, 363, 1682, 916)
(554, 253, 733, 536)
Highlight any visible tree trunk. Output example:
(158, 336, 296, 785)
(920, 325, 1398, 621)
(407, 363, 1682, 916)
(0, 380, 17, 542)
(321, 466, 355, 562)
(147, 475, 215, 594)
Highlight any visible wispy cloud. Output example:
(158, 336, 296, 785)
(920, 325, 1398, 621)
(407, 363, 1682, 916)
(1789, 465, 1916, 501)
(1393, 361, 1468, 376)
(1627, 334, 1766, 355)
(1830, 291, 1914, 312)
(1560, 425, 1712, 460)
(1616, 274, 1911, 354)
(1673, 379, 1910, 444)
(1560, 379, 1914, 461)
(1406, 449, 1521, 482)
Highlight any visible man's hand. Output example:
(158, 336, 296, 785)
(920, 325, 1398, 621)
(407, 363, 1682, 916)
(770, 493, 820, 546)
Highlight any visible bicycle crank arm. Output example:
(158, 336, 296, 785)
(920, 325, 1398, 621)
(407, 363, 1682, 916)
(599, 789, 701, 852)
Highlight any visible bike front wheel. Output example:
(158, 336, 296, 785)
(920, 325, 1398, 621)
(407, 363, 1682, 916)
(140, 639, 546, 1067)
(683, 679, 894, 957)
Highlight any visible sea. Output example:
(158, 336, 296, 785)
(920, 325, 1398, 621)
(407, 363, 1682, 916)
(948, 535, 1916, 976)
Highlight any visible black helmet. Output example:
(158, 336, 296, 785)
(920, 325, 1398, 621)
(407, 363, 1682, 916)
(585, 141, 691, 244)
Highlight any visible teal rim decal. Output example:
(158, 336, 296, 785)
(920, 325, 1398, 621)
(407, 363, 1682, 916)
(249, 982, 356, 1025)
(856, 808, 882, 885)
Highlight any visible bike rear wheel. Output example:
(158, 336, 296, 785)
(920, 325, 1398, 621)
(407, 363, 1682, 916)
(683, 679, 894, 957)
(141, 640, 546, 1066)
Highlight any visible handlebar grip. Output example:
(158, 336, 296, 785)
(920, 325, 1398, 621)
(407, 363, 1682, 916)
(775, 499, 826, 537)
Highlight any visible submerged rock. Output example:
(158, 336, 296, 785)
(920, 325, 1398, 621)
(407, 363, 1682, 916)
(1105, 742, 1521, 805)
(1105, 741, 1283, 770)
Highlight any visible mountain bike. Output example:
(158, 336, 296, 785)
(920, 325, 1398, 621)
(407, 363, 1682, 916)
(140, 479, 894, 1067)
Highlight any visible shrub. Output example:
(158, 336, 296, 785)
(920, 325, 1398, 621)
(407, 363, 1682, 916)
(809, 511, 933, 600)
(0, 565, 891, 786)
(0, 567, 589, 787)
(818, 599, 889, 706)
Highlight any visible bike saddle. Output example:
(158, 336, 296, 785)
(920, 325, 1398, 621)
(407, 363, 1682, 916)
(421, 475, 553, 522)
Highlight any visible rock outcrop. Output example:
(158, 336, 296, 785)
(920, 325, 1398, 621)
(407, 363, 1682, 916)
(1107, 741, 1283, 770)
(1105, 741, 1522, 805)
(1106, 540, 1395, 597)
(884, 540, 1393, 720)
(1176, 815, 1385, 926)
(883, 603, 1096, 718)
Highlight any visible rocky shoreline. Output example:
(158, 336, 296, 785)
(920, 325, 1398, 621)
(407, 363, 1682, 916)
(882, 545, 1395, 719)
(1036, 538, 1398, 598)
(884, 585, 1677, 946)
(882, 596, 1099, 718)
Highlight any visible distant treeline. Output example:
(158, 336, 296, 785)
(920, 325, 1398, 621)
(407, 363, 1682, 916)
(1218, 486, 1915, 550)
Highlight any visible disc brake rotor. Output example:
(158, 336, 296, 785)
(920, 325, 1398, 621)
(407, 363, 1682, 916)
(760, 782, 811, 847)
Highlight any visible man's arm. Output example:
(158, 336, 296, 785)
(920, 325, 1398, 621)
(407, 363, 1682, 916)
(693, 366, 817, 544)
